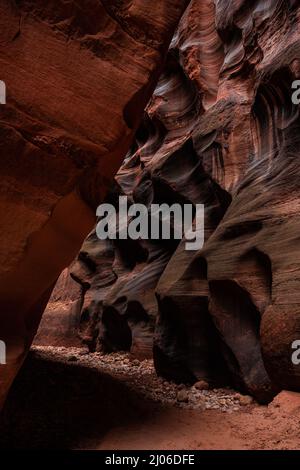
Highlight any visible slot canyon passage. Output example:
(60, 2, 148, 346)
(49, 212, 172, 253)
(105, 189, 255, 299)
(2, 0, 300, 450)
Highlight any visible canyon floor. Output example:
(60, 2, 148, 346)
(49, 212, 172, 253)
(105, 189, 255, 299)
(0, 346, 299, 450)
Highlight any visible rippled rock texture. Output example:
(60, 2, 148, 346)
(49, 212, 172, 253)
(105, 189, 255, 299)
(44, 0, 300, 403)
(0, 0, 189, 408)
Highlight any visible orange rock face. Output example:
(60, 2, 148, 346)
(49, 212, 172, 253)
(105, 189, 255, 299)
(44, 0, 300, 403)
(0, 0, 190, 407)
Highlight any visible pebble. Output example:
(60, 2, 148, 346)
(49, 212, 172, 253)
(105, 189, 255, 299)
(79, 350, 89, 356)
(32, 346, 254, 413)
(67, 355, 78, 362)
(177, 390, 189, 403)
(177, 384, 187, 391)
(237, 394, 253, 406)
(194, 380, 210, 391)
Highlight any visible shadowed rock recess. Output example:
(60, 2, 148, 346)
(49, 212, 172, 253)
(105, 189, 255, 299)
(0, 0, 190, 408)
(35, 0, 300, 404)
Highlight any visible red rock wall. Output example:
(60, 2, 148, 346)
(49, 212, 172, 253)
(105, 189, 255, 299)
(0, 0, 190, 408)
(51, 0, 300, 403)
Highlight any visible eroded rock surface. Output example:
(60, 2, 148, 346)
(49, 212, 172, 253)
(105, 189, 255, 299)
(0, 0, 189, 408)
(35, 268, 83, 348)
(47, 0, 300, 403)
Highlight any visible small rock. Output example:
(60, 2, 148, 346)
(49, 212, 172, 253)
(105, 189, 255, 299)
(194, 380, 210, 391)
(196, 400, 206, 411)
(68, 355, 78, 362)
(238, 394, 253, 406)
(79, 350, 89, 356)
(177, 390, 189, 403)
(177, 383, 186, 391)
(132, 359, 140, 366)
(212, 404, 220, 410)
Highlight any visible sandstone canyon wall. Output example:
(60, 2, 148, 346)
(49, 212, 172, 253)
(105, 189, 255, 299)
(37, 0, 300, 404)
(0, 0, 190, 408)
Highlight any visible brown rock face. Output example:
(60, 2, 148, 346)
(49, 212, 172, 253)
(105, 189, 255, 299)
(54, 0, 300, 403)
(155, 0, 300, 402)
(35, 268, 83, 348)
(0, 0, 190, 407)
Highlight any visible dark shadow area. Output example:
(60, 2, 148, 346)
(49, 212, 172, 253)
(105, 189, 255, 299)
(102, 306, 133, 352)
(154, 294, 230, 386)
(0, 351, 150, 449)
(209, 280, 275, 403)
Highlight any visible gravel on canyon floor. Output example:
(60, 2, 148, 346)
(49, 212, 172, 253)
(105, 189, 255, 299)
(32, 346, 253, 413)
